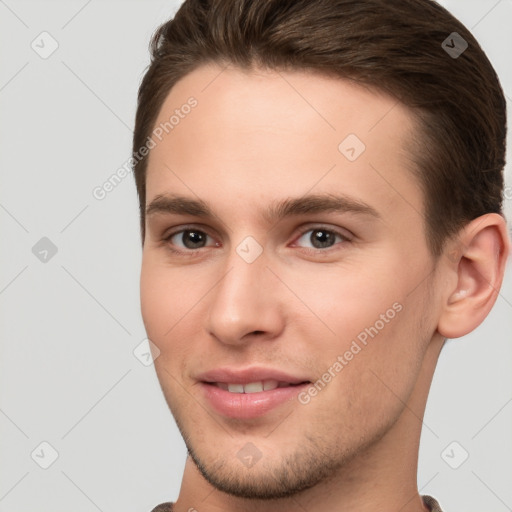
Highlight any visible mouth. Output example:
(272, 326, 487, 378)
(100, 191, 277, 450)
(199, 378, 311, 419)
(204, 379, 310, 393)
(196, 366, 312, 419)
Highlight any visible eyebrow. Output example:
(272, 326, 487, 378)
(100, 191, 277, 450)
(145, 192, 380, 223)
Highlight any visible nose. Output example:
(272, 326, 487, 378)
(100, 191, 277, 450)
(205, 244, 285, 346)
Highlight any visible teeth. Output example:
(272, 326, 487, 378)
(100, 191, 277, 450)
(218, 379, 282, 393)
(263, 380, 280, 391)
(227, 383, 244, 393)
(243, 382, 264, 393)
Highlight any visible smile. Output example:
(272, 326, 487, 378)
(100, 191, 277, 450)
(211, 380, 304, 393)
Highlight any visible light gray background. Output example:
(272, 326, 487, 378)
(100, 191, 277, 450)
(0, 1, 511, 511)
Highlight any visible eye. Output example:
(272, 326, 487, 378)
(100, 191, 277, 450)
(293, 226, 350, 251)
(162, 225, 351, 256)
(164, 228, 218, 252)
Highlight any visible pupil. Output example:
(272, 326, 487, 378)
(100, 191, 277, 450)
(184, 230, 205, 248)
(312, 229, 334, 248)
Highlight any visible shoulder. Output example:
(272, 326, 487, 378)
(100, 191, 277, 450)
(422, 495, 444, 512)
(149, 502, 174, 512)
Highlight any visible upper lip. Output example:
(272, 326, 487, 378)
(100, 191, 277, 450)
(196, 366, 311, 385)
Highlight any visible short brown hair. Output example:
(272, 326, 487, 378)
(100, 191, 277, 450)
(132, 0, 507, 256)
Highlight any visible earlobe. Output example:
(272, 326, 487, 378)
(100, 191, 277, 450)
(437, 213, 510, 339)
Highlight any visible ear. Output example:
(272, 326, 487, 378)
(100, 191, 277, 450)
(437, 213, 510, 339)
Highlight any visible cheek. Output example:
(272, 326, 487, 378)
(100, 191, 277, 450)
(282, 262, 403, 347)
(140, 257, 211, 375)
(140, 262, 194, 407)
(140, 260, 167, 339)
(299, 301, 429, 442)
(292, 260, 432, 396)
(335, 287, 430, 412)
(295, 245, 432, 346)
(140, 259, 188, 350)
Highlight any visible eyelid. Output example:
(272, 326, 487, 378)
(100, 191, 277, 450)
(293, 223, 353, 242)
(164, 223, 215, 238)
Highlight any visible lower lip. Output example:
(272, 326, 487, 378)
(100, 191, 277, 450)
(200, 382, 310, 419)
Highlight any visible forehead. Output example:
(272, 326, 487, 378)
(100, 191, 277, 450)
(145, 63, 424, 227)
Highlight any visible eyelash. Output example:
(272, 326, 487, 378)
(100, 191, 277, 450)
(161, 225, 352, 257)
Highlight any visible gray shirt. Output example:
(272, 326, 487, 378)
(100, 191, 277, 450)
(150, 494, 444, 511)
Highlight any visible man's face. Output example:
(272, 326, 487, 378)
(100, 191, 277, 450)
(140, 63, 442, 498)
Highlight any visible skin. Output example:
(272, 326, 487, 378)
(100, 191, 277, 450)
(139, 63, 510, 512)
